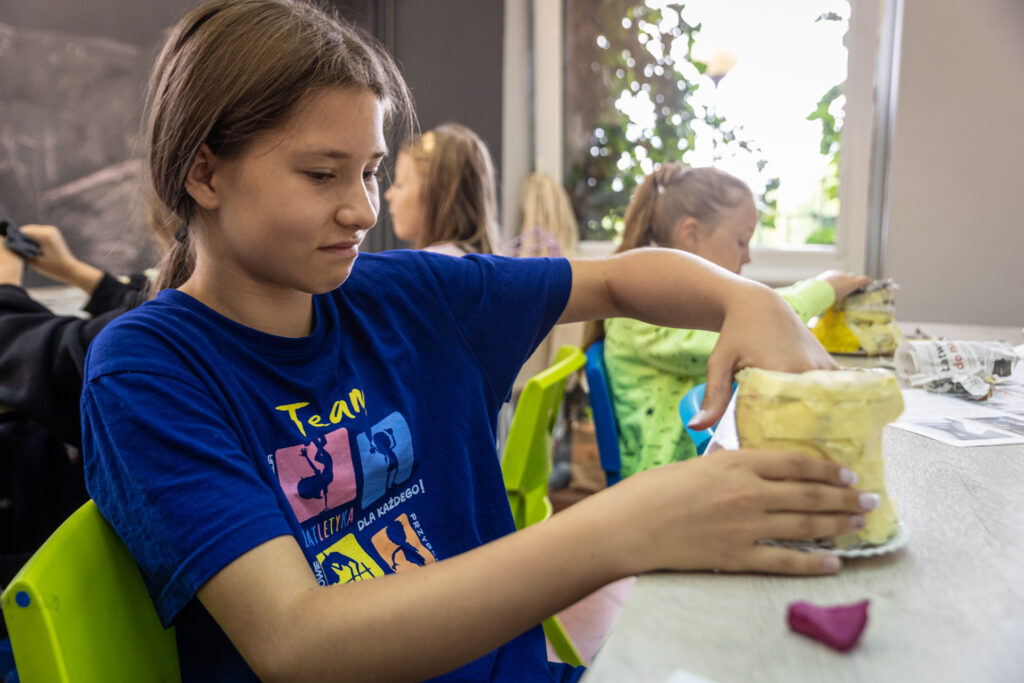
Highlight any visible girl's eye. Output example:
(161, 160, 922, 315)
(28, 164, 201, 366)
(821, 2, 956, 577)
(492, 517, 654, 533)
(306, 171, 334, 183)
(364, 168, 384, 182)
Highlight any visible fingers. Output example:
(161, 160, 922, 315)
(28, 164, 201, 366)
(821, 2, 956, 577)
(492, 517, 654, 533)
(760, 511, 865, 542)
(763, 481, 878, 517)
(739, 546, 841, 576)
(735, 449, 856, 486)
(689, 369, 730, 430)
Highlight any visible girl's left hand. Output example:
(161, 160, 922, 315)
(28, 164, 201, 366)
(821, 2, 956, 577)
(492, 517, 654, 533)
(690, 282, 836, 429)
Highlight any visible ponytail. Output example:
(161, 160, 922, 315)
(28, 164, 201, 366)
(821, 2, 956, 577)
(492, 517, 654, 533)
(582, 163, 751, 350)
(153, 234, 196, 293)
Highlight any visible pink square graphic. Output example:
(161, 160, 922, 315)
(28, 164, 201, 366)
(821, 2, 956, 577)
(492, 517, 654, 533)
(275, 427, 357, 523)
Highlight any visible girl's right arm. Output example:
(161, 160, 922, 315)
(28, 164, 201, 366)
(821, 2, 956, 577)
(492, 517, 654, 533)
(199, 450, 873, 683)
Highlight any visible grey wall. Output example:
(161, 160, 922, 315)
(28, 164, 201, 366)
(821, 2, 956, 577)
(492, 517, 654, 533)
(334, 0, 504, 253)
(882, 0, 1024, 326)
(0, 0, 197, 285)
(1, 0, 504, 278)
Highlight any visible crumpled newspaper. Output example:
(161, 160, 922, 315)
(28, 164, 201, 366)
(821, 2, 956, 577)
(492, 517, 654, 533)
(811, 279, 902, 355)
(735, 367, 904, 549)
(893, 339, 1019, 400)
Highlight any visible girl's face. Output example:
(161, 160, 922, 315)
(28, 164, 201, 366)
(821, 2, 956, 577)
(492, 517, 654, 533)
(689, 195, 757, 274)
(384, 151, 426, 245)
(191, 86, 386, 297)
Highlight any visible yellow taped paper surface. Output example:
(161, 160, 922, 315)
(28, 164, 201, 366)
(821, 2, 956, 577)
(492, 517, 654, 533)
(811, 286, 902, 355)
(735, 368, 904, 548)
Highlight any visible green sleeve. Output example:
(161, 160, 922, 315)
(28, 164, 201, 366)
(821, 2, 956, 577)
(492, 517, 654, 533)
(776, 278, 836, 323)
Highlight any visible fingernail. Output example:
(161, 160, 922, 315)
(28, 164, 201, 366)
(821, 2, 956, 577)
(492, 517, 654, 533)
(849, 514, 866, 529)
(687, 410, 707, 428)
(839, 468, 858, 485)
(859, 492, 881, 511)
(821, 554, 841, 572)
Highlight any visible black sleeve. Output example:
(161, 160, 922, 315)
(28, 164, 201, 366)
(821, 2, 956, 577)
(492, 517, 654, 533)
(83, 272, 148, 316)
(0, 284, 130, 447)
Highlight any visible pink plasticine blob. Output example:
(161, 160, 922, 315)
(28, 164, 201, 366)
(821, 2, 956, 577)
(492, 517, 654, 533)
(787, 599, 870, 652)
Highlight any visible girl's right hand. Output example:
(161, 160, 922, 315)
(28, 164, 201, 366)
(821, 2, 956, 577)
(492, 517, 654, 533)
(693, 283, 836, 430)
(595, 449, 875, 576)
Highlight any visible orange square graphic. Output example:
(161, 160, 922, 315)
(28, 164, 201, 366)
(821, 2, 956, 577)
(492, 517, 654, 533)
(371, 514, 435, 572)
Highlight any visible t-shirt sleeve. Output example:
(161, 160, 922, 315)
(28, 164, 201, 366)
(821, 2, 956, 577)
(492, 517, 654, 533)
(421, 253, 572, 400)
(776, 278, 836, 323)
(81, 368, 293, 626)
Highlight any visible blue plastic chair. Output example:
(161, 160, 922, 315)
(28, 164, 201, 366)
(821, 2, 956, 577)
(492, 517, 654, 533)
(679, 382, 737, 454)
(679, 383, 715, 455)
(584, 341, 620, 486)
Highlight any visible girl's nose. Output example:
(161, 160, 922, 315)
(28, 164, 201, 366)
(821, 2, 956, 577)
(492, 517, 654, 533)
(336, 186, 378, 231)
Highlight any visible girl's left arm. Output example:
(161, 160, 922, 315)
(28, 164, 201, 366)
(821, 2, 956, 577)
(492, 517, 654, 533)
(559, 248, 836, 427)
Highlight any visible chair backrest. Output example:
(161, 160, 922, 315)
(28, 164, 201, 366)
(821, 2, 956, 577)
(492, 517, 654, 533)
(501, 344, 587, 668)
(679, 383, 715, 455)
(679, 382, 737, 455)
(584, 341, 621, 486)
(503, 345, 586, 531)
(1, 500, 180, 683)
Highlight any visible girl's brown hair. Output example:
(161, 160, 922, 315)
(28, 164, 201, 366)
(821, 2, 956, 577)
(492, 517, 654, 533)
(582, 163, 752, 348)
(399, 123, 498, 254)
(148, 0, 414, 291)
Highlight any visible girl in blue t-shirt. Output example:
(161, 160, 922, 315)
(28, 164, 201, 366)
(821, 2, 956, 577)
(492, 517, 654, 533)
(80, 2, 881, 681)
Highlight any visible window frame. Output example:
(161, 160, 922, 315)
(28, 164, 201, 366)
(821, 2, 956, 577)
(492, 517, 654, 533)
(517, 0, 894, 285)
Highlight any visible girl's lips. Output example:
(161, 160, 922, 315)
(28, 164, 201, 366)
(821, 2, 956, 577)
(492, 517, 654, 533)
(319, 241, 359, 256)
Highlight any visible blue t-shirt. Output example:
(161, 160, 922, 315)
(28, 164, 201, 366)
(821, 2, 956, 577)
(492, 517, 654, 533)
(81, 250, 582, 682)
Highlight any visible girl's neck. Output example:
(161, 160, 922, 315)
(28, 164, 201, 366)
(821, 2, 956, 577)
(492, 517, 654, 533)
(178, 273, 316, 338)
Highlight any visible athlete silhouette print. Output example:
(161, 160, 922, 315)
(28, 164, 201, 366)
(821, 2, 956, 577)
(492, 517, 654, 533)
(385, 520, 426, 570)
(297, 434, 334, 510)
(321, 551, 374, 584)
(369, 427, 400, 490)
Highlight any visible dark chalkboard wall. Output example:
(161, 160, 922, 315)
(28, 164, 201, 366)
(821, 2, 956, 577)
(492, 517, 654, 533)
(0, 0, 503, 283)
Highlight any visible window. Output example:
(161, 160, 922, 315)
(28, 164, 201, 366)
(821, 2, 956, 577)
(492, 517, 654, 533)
(524, 0, 892, 284)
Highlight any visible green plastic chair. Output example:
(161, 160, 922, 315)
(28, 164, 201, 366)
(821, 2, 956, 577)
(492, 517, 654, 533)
(0, 500, 181, 683)
(502, 344, 586, 667)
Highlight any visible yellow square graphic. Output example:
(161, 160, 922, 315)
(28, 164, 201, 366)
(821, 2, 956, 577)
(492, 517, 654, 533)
(317, 534, 384, 584)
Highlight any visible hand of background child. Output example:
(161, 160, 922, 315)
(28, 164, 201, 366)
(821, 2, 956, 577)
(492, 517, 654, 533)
(0, 239, 26, 285)
(816, 270, 873, 302)
(18, 224, 104, 294)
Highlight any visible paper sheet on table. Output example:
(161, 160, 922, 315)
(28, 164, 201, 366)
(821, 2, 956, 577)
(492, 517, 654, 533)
(890, 387, 1024, 447)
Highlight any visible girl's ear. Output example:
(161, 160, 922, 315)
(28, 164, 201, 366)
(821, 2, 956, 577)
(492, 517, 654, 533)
(677, 216, 701, 250)
(184, 144, 220, 210)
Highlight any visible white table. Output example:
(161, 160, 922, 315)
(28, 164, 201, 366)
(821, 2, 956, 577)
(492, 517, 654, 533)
(584, 416, 1024, 682)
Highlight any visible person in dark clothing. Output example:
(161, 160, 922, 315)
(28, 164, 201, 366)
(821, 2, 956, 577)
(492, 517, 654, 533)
(0, 222, 159, 636)
(0, 225, 150, 446)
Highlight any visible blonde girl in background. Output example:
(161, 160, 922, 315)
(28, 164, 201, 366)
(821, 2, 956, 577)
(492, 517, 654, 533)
(584, 163, 871, 478)
(385, 122, 499, 255)
(80, 2, 879, 680)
